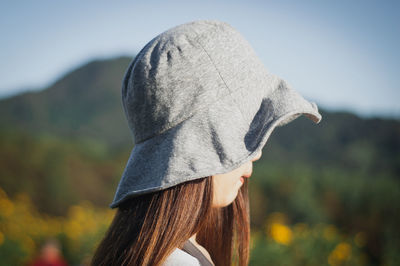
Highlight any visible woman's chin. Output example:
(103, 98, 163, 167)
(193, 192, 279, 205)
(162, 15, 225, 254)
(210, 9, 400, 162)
(213, 192, 239, 208)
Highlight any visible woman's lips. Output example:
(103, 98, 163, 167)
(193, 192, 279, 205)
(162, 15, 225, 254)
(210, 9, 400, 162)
(243, 172, 252, 179)
(240, 172, 252, 184)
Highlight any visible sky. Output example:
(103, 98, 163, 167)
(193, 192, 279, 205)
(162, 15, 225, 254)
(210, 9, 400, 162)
(1, 0, 399, 119)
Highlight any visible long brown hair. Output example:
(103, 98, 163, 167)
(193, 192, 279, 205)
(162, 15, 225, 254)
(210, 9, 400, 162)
(91, 176, 250, 266)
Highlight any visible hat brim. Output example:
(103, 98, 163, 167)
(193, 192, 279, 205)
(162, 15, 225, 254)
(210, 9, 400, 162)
(110, 74, 321, 208)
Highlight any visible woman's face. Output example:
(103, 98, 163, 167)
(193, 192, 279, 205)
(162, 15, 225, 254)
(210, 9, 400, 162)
(212, 150, 262, 208)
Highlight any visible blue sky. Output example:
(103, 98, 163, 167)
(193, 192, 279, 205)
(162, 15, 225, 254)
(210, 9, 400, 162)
(1, 0, 399, 119)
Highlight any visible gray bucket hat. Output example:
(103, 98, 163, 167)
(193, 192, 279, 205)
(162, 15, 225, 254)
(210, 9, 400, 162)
(110, 20, 322, 208)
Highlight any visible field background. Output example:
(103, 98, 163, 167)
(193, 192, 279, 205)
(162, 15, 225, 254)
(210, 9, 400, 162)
(0, 57, 399, 265)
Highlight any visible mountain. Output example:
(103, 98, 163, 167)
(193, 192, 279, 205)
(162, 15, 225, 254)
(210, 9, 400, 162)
(0, 56, 134, 151)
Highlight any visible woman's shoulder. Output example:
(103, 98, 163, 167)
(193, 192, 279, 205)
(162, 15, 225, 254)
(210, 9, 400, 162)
(163, 247, 201, 266)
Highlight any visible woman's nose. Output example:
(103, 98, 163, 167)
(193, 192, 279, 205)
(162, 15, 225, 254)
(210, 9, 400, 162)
(243, 163, 253, 178)
(251, 150, 262, 162)
(243, 151, 262, 178)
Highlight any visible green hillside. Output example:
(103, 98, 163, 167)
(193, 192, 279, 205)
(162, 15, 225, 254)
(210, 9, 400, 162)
(0, 56, 133, 150)
(0, 56, 399, 265)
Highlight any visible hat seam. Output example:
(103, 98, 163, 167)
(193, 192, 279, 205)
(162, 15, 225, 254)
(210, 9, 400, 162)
(134, 30, 249, 145)
(191, 30, 250, 130)
(134, 25, 250, 144)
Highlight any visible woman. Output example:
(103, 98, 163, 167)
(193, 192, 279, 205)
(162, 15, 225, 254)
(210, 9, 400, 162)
(91, 20, 322, 266)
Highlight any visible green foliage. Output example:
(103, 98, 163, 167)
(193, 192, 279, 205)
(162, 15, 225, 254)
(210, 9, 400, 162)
(0, 237, 28, 266)
(249, 156, 400, 265)
(250, 223, 366, 266)
(0, 130, 125, 215)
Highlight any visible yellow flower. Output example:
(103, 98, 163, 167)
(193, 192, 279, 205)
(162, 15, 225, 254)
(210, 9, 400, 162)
(0, 198, 14, 217)
(328, 242, 352, 265)
(0, 190, 117, 264)
(0, 231, 4, 246)
(270, 222, 293, 245)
